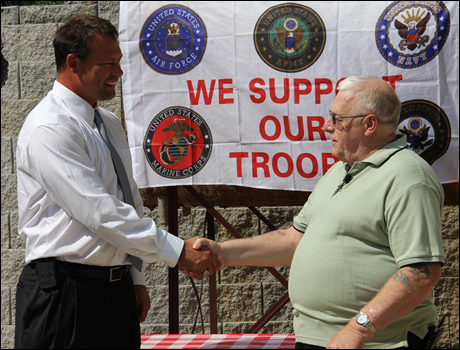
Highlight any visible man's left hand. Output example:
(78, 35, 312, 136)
(327, 319, 373, 349)
(134, 285, 151, 323)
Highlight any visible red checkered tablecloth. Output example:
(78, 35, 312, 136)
(140, 334, 295, 349)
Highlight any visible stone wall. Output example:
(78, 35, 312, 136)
(1, 2, 458, 349)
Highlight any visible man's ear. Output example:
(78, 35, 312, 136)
(364, 114, 378, 136)
(66, 54, 79, 74)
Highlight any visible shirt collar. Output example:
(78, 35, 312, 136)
(360, 134, 408, 167)
(346, 134, 408, 173)
(52, 80, 98, 126)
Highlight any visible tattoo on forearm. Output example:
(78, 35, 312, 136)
(408, 263, 431, 277)
(392, 263, 431, 286)
(392, 270, 412, 286)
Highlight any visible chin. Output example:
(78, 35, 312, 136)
(100, 93, 116, 101)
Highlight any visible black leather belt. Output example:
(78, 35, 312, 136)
(30, 259, 130, 282)
(56, 261, 130, 282)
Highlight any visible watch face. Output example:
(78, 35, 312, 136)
(357, 314, 367, 324)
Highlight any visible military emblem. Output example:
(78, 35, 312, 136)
(398, 100, 451, 165)
(254, 3, 326, 72)
(273, 18, 309, 54)
(375, 1, 450, 69)
(139, 4, 207, 75)
(164, 23, 184, 57)
(144, 107, 212, 179)
(394, 9, 431, 51)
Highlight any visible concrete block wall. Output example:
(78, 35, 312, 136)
(1, 2, 458, 349)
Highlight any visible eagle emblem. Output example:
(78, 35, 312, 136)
(375, 2, 451, 69)
(139, 4, 207, 74)
(399, 117, 433, 152)
(397, 100, 451, 165)
(144, 106, 213, 179)
(273, 18, 308, 54)
(253, 3, 326, 72)
(393, 9, 431, 51)
(159, 119, 197, 166)
(164, 22, 184, 35)
(164, 22, 184, 57)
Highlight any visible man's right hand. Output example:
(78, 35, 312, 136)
(176, 236, 221, 280)
(192, 237, 223, 264)
(188, 226, 302, 269)
(182, 237, 224, 279)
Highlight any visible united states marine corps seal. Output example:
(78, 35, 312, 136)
(398, 100, 451, 165)
(139, 4, 207, 75)
(254, 3, 326, 72)
(144, 107, 213, 179)
(375, 1, 450, 69)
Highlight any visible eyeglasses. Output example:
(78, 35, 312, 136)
(328, 110, 368, 130)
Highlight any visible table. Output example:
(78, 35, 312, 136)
(140, 334, 296, 349)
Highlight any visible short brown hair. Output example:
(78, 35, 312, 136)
(53, 14, 118, 72)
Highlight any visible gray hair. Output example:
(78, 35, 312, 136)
(337, 76, 401, 128)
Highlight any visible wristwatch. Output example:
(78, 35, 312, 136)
(355, 312, 377, 334)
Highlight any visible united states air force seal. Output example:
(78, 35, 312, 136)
(375, 1, 450, 69)
(398, 100, 451, 165)
(254, 3, 326, 72)
(139, 4, 207, 75)
(144, 107, 213, 179)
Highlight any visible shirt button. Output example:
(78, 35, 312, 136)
(292, 309, 300, 317)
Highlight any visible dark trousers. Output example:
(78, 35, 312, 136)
(15, 263, 140, 349)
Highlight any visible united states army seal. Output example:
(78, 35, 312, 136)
(144, 107, 213, 179)
(139, 4, 207, 75)
(398, 100, 451, 165)
(375, 1, 450, 69)
(254, 3, 326, 72)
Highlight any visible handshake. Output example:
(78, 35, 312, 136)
(177, 236, 221, 280)
(176, 227, 299, 279)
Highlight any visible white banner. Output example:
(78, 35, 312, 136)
(120, 1, 459, 191)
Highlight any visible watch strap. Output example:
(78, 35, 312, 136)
(365, 319, 377, 334)
(356, 312, 377, 334)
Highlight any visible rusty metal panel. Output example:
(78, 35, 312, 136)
(140, 185, 311, 209)
(141, 183, 458, 209)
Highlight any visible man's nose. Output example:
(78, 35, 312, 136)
(113, 63, 123, 77)
(323, 115, 334, 133)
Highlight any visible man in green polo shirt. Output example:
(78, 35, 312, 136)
(191, 76, 444, 349)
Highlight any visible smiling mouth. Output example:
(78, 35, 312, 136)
(105, 81, 117, 86)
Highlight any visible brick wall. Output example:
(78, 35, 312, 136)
(1, 2, 458, 349)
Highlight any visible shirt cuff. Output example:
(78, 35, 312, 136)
(293, 223, 306, 233)
(130, 230, 184, 286)
(157, 229, 184, 268)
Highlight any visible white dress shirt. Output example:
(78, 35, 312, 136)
(16, 81, 184, 285)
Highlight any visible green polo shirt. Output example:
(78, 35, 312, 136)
(290, 135, 444, 349)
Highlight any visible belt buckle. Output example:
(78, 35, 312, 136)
(109, 267, 123, 282)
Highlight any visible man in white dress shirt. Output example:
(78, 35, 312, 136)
(15, 14, 218, 349)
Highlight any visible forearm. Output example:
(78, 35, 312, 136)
(327, 263, 442, 348)
(362, 263, 441, 332)
(221, 226, 302, 267)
